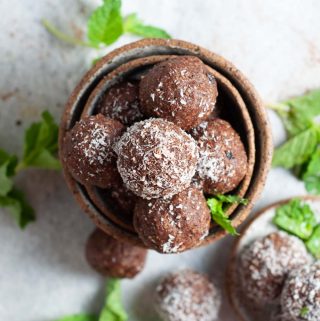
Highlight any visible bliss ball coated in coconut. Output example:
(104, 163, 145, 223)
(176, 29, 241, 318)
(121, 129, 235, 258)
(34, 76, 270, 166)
(155, 270, 221, 321)
(63, 114, 125, 188)
(133, 187, 211, 253)
(238, 231, 310, 306)
(97, 81, 143, 125)
(85, 228, 147, 278)
(281, 262, 320, 321)
(191, 118, 247, 195)
(139, 56, 218, 130)
(115, 118, 199, 199)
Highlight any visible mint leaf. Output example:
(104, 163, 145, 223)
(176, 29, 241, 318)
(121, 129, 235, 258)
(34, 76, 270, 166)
(273, 198, 316, 240)
(272, 127, 319, 169)
(124, 13, 171, 39)
(269, 89, 320, 137)
(206, 194, 247, 236)
(55, 315, 98, 321)
(0, 149, 18, 196)
(306, 225, 320, 259)
(99, 279, 127, 321)
(300, 307, 309, 318)
(18, 111, 61, 170)
(88, 0, 123, 47)
(214, 194, 248, 205)
(0, 188, 35, 228)
(303, 148, 320, 194)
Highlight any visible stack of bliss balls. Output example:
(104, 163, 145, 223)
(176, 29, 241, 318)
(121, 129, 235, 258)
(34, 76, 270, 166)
(62, 56, 248, 260)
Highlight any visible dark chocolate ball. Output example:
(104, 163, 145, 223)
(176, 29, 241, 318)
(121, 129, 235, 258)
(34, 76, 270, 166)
(191, 118, 247, 195)
(133, 187, 211, 253)
(110, 181, 138, 217)
(62, 114, 125, 188)
(155, 270, 221, 321)
(238, 232, 310, 306)
(115, 118, 199, 199)
(85, 228, 147, 278)
(281, 262, 320, 321)
(97, 81, 143, 125)
(139, 56, 218, 130)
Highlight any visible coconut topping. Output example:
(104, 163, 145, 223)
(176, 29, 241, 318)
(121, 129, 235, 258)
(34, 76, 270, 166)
(116, 118, 199, 199)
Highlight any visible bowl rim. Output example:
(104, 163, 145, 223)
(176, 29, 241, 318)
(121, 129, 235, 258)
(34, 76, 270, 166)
(59, 38, 273, 249)
(225, 195, 320, 321)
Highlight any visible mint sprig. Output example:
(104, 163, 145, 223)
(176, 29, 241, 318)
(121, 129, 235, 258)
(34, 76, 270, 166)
(207, 194, 248, 236)
(54, 279, 127, 321)
(42, 0, 171, 49)
(0, 111, 60, 228)
(124, 13, 171, 39)
(273, 198, 320, 259)
(87, 0, 123, 47)
(273, 198, 317, 240)
(269, 89, 320, 194)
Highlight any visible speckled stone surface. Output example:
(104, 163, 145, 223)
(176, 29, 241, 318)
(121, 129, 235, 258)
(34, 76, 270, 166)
(0, 0, 319, 320)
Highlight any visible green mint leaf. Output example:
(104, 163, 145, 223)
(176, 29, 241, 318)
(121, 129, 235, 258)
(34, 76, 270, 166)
(272, 127, 318, 169)
(88, 0, 124, 47)
(19, 111, 61, 170)
(207, 198, 239, 236)
(41, 19, 95, 48)
(99, 279, 127, 321)
(300, 307, 309, 318)
(286, 89, 320, 118)
(0, 149, 18, 196)
(214, 194, 248, 206)
(273, 198, 316, 240)
(0, 188, 35, 229)
(55, 315, 98, 321)
(303, 148, 320, 194)
(269, 89, 320, 137)
(124, 13, 171, 39)
(306, 224, 320, 259)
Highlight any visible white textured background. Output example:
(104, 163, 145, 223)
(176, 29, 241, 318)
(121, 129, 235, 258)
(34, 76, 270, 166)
(0, 0, 319, 320)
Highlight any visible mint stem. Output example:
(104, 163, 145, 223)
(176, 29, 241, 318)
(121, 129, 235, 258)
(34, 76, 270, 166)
(41, 19, 97, 48)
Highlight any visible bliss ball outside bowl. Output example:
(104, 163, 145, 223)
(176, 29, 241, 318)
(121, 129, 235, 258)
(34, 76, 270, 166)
(238, 231, 310, 306)
(85, 228, 147, 278)
(97, 80, 143, 126)
(61, 114, 125, 188)
(115, 118, 199, 199)
(155, 269, 221, 321)
(191, 118, 247, 195)
(139, 56, 218, 130)
(133, 187, 211, 254)
(281, 262, 320, 321)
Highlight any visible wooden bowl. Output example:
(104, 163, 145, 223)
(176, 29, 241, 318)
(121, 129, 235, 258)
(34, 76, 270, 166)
(59, 39, 273, 248)
(226, 195, 320, 321)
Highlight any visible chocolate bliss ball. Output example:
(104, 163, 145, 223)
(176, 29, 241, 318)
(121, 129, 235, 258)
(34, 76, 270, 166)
(62, 114, 125, 188)
(238, 231, 310, 306)
(155, 270, 221, 321)
(115, 118, 199, 199)
(281, 262, 320, 321)
(85, 228, 147, 278)
(139, 56, 218, 130)
(97, 81, 143, 125)
(191, 118, 247, 195)
(133, 187, 211, 253)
